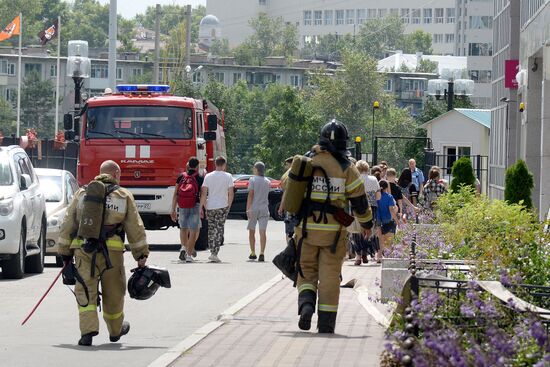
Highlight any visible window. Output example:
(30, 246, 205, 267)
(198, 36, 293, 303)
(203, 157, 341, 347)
(445, 34, 455, 43)
(357, 9, 366, 24)
(116, 67, 123, 80)
(214, 72, 225, 83)
(411, 9, 421, 24)
(435, 8, 444, 23)
(378, 9, 387, 18)
(444, 146, 471, 172)
(346, 9, 355, 24)
(314, 10, 322, 25)
(49, 64, 57, 77)
(233, 72, 242, 84)
(192, 71, 203, 83)
(24, 63, 42, 77)
(469, 43, 492, 56)
(401, 8, 410, 23)
(304, 11, 312, 26)
(469, 16, 493, 29)
(469, 70, 492, 83)
(131, 68, 142, 77)
(259, 0, 266, 5)
(303, 35, 313, 44)
(91, 63, 108, 78)
(423, 8, 432, 24)
(5, 88, 16, 103)
(446, 8, 455, 23)
(433, 34, 443, 43)
(324, 10, 333, 25)
(367, 9, 377, 21)
(390, 8, 399, 16)
(7, 62, 15, 76)
(290, 75, 301, 87)
(336, 10, 344, 25)
(0, 60, 8, 75)
(384, 79, 393, 92)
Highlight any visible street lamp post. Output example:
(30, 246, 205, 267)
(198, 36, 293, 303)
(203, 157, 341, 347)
(65, 40, 90, 141)
(372, 100, 380, 164)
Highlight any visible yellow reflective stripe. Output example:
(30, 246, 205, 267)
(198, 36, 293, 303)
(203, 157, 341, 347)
(318, 304, 338, 312)
(71, 238, 83, 246)
(103, 311, 123, 320)
(300, 223, 341, 231)
(345, 178, 363, 193)
(106, 239, 124, 250)
(79, 304, 97, 313)
(298, 284, 317, 293)
(310, 192, 346, 200)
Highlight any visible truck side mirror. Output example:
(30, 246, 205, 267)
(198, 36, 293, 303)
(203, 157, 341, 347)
(204, 131, 216, 141)
(206, 115, 218, 131)
(63, 114, 73, 130)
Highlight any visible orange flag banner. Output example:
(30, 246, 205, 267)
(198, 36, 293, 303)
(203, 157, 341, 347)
(0, 15, 21, 42)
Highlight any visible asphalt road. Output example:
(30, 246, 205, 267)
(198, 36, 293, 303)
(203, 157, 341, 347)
(0, 219, 286, 367)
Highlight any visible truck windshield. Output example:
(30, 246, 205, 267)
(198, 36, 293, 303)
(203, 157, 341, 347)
(86, 106, 193, 140)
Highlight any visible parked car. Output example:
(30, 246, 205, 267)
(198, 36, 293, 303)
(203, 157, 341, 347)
(35, 168, 79, 267)
(0, 146, 47, 279)
(229, 174, 283, 221)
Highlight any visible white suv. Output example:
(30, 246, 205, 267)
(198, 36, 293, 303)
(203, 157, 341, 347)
(0, 146, 47, 279)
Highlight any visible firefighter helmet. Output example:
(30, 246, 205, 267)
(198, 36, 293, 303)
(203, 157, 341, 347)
(128, 265, 171, 300)
(320, 119, 349, 151)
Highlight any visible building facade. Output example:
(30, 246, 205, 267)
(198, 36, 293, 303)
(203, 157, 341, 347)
(489, 0, 550, 219)
(206, 0, 457, 55)
(454, 0, 494, 108)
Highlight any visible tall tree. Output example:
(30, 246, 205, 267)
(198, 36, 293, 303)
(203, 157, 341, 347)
(356, 15, 406, 60)
(0, 98, 15, 136)
(20, 72, 55, 137)
(403, 30, 433, 55)
(301, 33, 353, 61)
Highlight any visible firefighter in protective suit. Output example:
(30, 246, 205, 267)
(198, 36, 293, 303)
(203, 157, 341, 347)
(58, 160, 149, 346)
(295, 120, 373, 333)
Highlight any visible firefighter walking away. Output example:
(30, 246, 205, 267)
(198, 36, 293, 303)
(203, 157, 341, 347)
(58, 160, 150, 346)
(281, 119, 373, 334)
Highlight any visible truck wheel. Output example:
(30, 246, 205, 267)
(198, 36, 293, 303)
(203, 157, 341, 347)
(26, 219, 46, 274)
(2, 227, 26, 279)
(270, 201, 284, 221)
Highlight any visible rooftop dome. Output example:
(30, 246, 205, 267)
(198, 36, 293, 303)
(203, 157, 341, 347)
(200, 14, 220, 26)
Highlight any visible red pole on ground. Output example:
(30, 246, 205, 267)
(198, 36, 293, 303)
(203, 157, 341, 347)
(21, 263, 67, 326)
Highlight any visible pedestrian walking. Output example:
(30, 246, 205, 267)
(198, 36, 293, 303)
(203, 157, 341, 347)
(408, 159, 425, 196)
(398, 168, 420, 206)
(376, 180, 400, 262)
(379, 160, 389, 180)
(171, 157, 203, 263)
(371, 165, 382, 181)
(199, 156, 234, 263)
(247, 162, 270, 262)
(423, 167, 448, 209)
(288, 119, 373, 334)
(387, 168, 417, 219)
(58, 160, 149, 346)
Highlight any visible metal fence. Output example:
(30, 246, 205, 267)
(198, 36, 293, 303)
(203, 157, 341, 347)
(424, 154, 489, 194)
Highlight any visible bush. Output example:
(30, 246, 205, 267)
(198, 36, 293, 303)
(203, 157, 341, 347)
(450, 157, 476, 192)
(505, 159, 534, 209)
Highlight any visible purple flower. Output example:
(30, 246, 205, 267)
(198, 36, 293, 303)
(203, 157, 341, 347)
(460, 304, 475, 318)
(499, 269, 512, 287)
(529, 321, 548, 347)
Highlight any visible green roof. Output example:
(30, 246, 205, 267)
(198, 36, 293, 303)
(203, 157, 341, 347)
(454, 108, 491, 129)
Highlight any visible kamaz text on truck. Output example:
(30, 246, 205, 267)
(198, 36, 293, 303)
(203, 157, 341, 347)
(73, 84, 225, 230)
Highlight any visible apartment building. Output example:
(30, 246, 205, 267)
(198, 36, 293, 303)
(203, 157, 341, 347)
(455, 0, 494, 108)
(206, 0, 457, 55)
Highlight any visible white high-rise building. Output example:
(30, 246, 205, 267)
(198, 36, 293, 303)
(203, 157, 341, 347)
(206, 0, 458, 55)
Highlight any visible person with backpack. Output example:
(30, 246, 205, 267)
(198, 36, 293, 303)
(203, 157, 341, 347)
(279, 119, 373, 334)
(58, 160, 149, 346)
(376, 180, 400, 262)
(247, 162, 271, 262)
(171, 157, 203, 263)
(423, 167, 447, 210)
(199, 156, 234, 263)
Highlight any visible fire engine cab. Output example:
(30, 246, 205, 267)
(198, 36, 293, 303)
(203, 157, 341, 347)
(75, 84, 225, 230)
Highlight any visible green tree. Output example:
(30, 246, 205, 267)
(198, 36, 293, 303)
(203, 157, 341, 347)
(504, 160, 534, 209)
(63, 0, 110, 50)
(0, 98, 15, 136)
(20, 71, 55, 137)
(209, 38, 231, 57)
(403, 30, 433, 54)
(300, 33, 353, 61)
(450, 157, 476, 192)
(233, 42, 257, 65)
(257, 87, 323, 177)
(356, 15, 405, 59)
(118, 17, 138, 53)
(416, 59, 439, 73)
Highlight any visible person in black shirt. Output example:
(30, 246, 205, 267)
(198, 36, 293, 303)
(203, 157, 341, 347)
(386, 168, 403, 214)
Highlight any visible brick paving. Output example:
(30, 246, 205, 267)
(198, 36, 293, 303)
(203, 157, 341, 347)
(171, 263, 387, 367)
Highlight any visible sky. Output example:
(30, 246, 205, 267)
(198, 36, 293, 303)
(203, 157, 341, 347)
(95, 0, 206, 19)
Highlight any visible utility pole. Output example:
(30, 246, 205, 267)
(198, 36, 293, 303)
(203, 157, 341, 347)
(108, 0, 117, 90)
(153, 4, 161, 83)
(185, 4, 192, 70)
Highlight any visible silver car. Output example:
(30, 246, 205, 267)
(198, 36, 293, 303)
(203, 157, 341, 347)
(35, 168, 79, 266)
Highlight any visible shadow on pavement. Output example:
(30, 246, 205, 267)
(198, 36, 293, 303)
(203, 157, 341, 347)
(276, 331, 373, 339)
(53, 344, 167, 351)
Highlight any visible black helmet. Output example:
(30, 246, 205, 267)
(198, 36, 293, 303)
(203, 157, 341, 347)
(320, 119, 349, 151)
(128, 266, 171, 300)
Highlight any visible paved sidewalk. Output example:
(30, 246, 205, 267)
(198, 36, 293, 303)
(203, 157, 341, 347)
(171, 262, 388, 367)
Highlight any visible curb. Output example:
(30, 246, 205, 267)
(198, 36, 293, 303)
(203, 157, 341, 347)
(147, 274, 284, 367)
(354, 279, 392, 328)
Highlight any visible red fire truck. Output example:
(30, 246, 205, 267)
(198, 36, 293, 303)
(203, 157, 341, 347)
(75, 84, 225, 230)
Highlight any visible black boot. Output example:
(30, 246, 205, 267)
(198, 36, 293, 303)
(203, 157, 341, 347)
(110, 321, 130, 342)
(78, 331, 98, 346)
(318, 311, 337, 334)
(298, 290, 316, 331)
